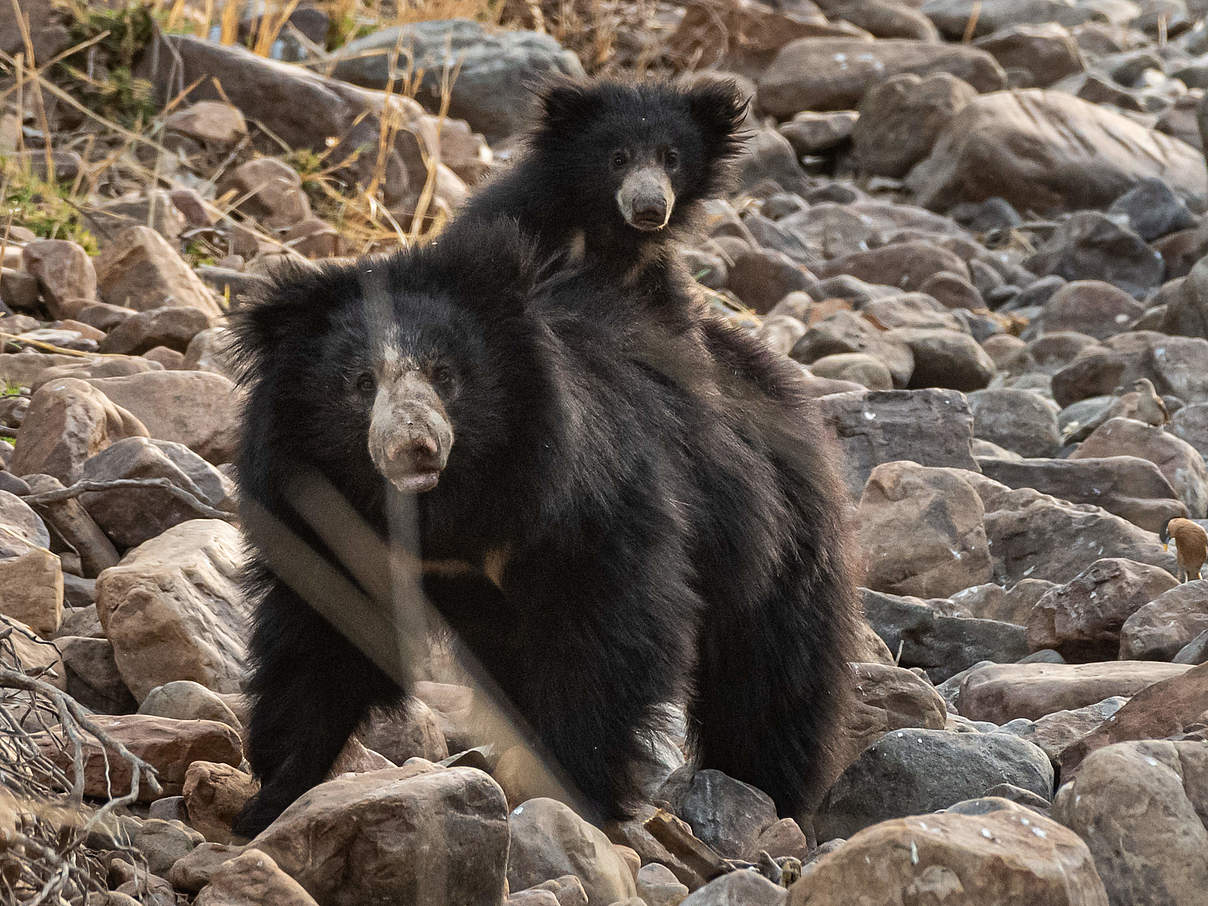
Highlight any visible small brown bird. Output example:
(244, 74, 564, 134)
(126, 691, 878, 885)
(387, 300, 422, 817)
(1063, 378, 1170, 443)
(1162, 517, 1208, 583)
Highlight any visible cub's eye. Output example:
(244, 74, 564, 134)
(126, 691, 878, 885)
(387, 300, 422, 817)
(611, 150, 629, 169)
(355, 372, 376, 394)
(664, 148, 679, 169)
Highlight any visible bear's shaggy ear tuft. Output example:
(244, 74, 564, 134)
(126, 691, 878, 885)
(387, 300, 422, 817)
(685, 78, 750, 156)
(534, 76, 593, 138)
(423, 215, 546, 316)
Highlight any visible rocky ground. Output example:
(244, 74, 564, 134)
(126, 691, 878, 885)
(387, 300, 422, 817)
(2, 0, 1208, 904)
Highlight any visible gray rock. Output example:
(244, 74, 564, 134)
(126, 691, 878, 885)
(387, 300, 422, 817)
(680, 871, 786, 905)
(1107, 177, 1197, 241)
(56, 635, 137, 714)
(968, 389, 1062, 458)
(815, 728, 1054, 840)
(658, 768, 777, 860)
(1024, 213, 1164, 299)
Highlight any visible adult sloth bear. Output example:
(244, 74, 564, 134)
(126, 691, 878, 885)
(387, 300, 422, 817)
(455, 78, 859, 818)
(229, 218, 836, 836)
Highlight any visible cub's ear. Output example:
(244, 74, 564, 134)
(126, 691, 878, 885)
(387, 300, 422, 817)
(533, 76, 593, 138)
(685, 78, 750, 152)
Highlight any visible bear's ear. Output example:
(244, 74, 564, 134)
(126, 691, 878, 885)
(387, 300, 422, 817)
(424, 215, 545, 316)
(685, 79, 750, 155)
(534, 76, 594, 138)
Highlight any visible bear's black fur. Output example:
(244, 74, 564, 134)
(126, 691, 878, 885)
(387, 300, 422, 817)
(229, 217, 812, 835)
(455, 78, 859, 819)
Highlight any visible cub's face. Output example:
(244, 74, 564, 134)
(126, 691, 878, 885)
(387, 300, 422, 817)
(535, 80, 748, 235)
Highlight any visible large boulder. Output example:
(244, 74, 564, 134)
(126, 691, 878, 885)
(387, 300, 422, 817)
(1120, 580, 1208, 660)
(907, 90, 1207, 214)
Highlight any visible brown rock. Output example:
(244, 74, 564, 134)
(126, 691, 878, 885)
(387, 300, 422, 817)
(1052, 741, 1208, 906)
(22, 239, 97, 319)
(358, 700, 449, 765)
(1119, 580, 1208, 660)
(791, 311, 914, 387)
(194, 849, 318, 906)
(27, 355, 163, 391)
(0, 546, 62, 637)
(139, 680, 242, 731)
(253, 765, 509, 906)
(790, 801, 1108, 905)
(86, 370, 240, 464)
(889, 327, 996, 391)
(779, 111, 858, 156)
(98, 306, 214, 356)
(908, 90, 1207, 214)
(1026, 558, 1179, 661)
(973, 23, 1085, 87)
(1059, 661, 1208, 774)
(818, 389, 978, 496)
(21, 473, 120, 577)
(8, 378, 148, 483)
(509, 798, 637, 905)
(95, 519, 247, 702)
(853, 73, 977, 178)
(1039, 281, 1147, 341)
(726, 247, 815, 313)
(95, 226, 222, 317)
(218, 158, 311, 231)
(758, 38, 1005, 116)
(184, 761, 259, 844)
(168, 842, 246, 894)
(34, 714, 241, 800)
(957, 661, 1191, 723)
(1072, 418, 1208, 518)
(808, 352, 893, 389)
(165, 101, 249, 147)
(817, 241, 970, 293)
(683, 871, 786, 904)
(857, 461, 992, 598)
(1007, 695, 1128, 764)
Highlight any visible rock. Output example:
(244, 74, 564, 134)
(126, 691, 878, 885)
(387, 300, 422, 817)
(682, 871, 786, 904)
(98, 306, 214, 356)
(95, 519, 246, 702)
(726, 247, 815, 313)
(1036, 281, 1148, 340)
(183, 761, 259, 844)
(194, 849, 318, 906)
(1024, 214, 1164, 300)
(251, 764, 508, 904)
(164, 100, 248, 147)
(1106, 177, 1196, 241)
(791, 311, 913, 386)
(1026, 558, 1180, 661)
(168, 842, 245, 893)
(125, 816, 204, 876)
(330, 20, 582, 143)
(1072, 418, 1208, 518)
(658, 768, 777, 860)
(85, 371, 240, 464)
(508, 798, 638, 905)
(636, 863, 689, 906)
(1163, 254, 1208, 341)
(1001, 696, 1128, 764)
(757, 38, 1004, 116)
(973, 23, 1085, 87)
(836, 662, 948, 776)
(78, 437, 232, 548)
(95, 226, 221, 317)
(1174, 630, 1208, 665)
(857, 462, 992, 598)
(1119, 580, 1208, 660)
(790, 801, 1108, 905)
(886, 328, 995, 391)
(56, 635, 136, 715)
(968, 389, 1061, 458)
(862, 589, 1029, 682)
(34, 714, 241, 800)
(956, 661, 1191, 723)
(815, 729, 1054, 840)
(808, 352, 894, 390)
(817, 241, 970, 293)
(140, 680, 242, 731)
(981, 487, 1176, 585)
(356, 700, 449, 765)
(21, 473, 120, 577)
(0, 545, 62, 638)
(918, 270, 984, 311)
(852, 73, 977, 178)
(217, 158, 311, 231)
(733, 128, 812, 196)
(22, 239, 97, 319)
(1052, 741, 1208, 906)
(779, 111, 858, 155)
(907, 89, 1207, 214)
(0, 613, 65, 689)
(9, 378, 148, 483)
(1172, 402, 1208, 458)
(977, 456, 1185, 534)
(817, 389, 978, 496)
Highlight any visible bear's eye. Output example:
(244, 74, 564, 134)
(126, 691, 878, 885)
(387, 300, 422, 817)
(355, 372, 376, 394)
(611, 150, 629, 169)
(664, 148, 679, 169)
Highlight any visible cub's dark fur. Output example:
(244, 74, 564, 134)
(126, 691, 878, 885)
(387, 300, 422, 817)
(455, 78, 859, 818)
(229, 218, 810, 835)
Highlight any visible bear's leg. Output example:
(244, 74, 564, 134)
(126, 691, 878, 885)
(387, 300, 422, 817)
(689, 491, 853, 819)
(233, 578, 399, 837)
(506, 538, 700, 821)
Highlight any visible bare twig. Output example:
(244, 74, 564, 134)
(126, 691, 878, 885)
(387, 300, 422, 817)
(21, 477, 236, 522)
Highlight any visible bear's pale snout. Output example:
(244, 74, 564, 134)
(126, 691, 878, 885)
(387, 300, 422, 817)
(367, 372, 454, 494)
(617, 165, 673, 231)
